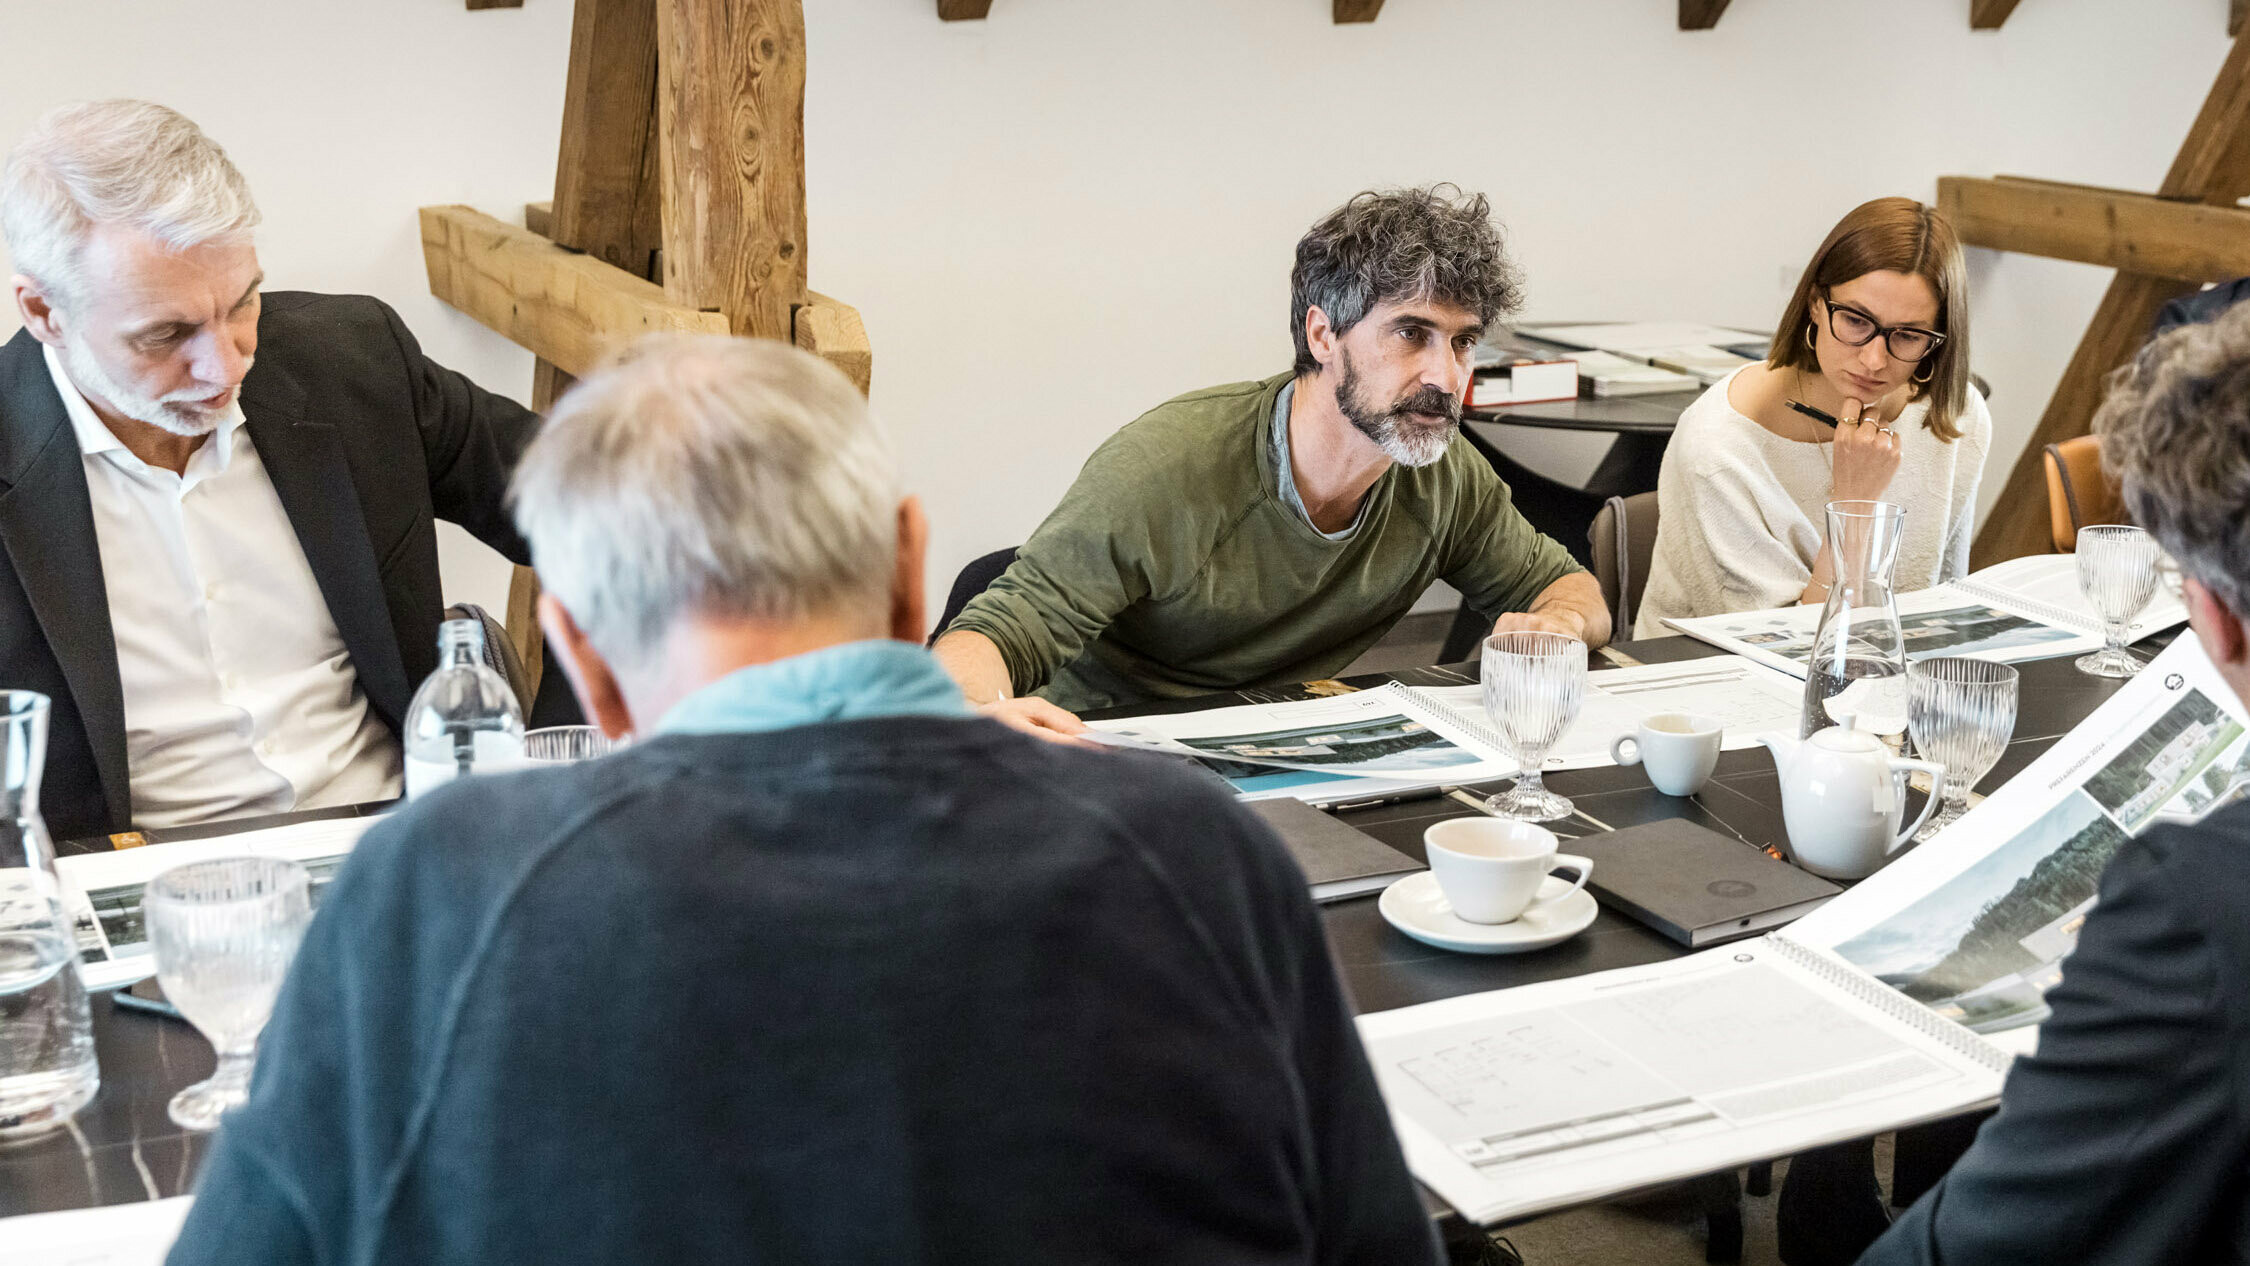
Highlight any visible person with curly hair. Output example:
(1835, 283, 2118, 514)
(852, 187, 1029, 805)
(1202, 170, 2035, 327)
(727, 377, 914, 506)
(936, 185, 1605, 739)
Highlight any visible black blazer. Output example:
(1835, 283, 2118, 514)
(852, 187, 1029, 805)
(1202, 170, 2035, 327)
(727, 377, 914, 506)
(1860, 799, 2250, 1265)
(0, 292, 544, 841)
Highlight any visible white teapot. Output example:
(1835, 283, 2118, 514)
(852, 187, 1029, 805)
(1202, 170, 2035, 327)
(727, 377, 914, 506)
(1756, 727, 1946, 880)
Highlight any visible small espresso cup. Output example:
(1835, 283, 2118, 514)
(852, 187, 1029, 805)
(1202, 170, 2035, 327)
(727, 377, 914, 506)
(1611, 711, 1723, 797)
(1423, 818, 1593, 925)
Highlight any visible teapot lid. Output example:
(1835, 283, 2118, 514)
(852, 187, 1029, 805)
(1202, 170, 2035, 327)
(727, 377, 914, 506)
(1808, 725, 1886, 753)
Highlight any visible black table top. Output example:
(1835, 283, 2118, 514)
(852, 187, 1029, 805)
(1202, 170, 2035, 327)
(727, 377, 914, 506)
(3, 636, 2141, 1227)
(1465, 393, 1702, 436)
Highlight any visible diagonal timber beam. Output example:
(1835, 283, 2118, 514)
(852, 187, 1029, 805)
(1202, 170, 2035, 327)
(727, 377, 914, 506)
(1971, 27, 2250, 566)
(937, 0, 991, 17)
(1939, 176, 2250, 283)
(418, 204, 728, 380)
(1970, 0, 2021, 30)
(1679, 0, 1729, 30)
(1334, 0, 1383, 22)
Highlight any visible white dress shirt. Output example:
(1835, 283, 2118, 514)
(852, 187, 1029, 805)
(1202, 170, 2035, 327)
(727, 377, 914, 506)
(45, 345, 402, 828)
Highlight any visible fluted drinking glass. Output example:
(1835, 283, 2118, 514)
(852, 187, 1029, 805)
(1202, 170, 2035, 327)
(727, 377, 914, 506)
(145, 858, 313, 1131)
(1907, 657, 2018, 841)
(2075, 525, 2162, 677)
(1480, 631, 1587, 822)
(522, 726, 624, 764)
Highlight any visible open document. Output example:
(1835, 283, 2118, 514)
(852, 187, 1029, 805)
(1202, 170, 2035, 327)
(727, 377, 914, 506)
(1359, 636, 2245, 1225)
(58, 816, 381, 991)
(1086, 685, 1518, 803)
(1086, 660, 1805, 804)
(1661, 554, 2189, 680)
(1409, 658, 1805, 770)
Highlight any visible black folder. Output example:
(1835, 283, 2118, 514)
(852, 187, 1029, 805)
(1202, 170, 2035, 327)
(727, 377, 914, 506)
(1571, 818, 1842, 947)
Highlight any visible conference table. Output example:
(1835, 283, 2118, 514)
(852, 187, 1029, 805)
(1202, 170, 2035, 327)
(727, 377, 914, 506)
(3, 635, 2142, 1258)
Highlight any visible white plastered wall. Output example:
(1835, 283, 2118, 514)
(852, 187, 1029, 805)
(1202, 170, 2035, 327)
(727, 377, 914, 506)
(0, 0, 2232, 625)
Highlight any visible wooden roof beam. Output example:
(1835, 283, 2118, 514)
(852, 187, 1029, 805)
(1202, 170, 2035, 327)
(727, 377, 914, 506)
(1970, 0, 2022, 30)
(659, 0, 807, 341)
(1679, 0, 1729, 31)
(1335, 0, 1383, 22)
(1971, 26, 2250, 566)
(419, 204, 728, 380)
(1939, 175, 2250, 283)
(937, 0, 990, 19)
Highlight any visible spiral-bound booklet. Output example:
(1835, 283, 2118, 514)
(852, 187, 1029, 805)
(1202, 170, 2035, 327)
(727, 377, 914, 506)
(1358, 636, 2245, 1225)
(1660, 553, 2189, 680)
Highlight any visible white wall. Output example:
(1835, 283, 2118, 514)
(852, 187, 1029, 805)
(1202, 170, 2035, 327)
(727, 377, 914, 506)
(3, 0, 2232, 622)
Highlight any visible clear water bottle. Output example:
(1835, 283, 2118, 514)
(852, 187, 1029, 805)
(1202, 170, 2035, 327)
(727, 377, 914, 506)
(402, 619, 527, 799)
(0, 691, 98, 1139)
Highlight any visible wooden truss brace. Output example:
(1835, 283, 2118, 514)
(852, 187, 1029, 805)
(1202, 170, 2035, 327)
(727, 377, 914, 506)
(1964, 27, 2250, 566)
(420, 0, 872, 688)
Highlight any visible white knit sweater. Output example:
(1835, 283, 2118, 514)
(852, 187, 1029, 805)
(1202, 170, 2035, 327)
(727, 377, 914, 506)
(1633, 368, 1993, 639)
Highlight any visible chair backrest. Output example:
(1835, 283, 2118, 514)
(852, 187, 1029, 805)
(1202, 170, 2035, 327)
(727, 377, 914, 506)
(2043, 435, 2124, 553)
(1588, 491, 1660, 634)
(930, 547, 1021, 645)
(443, 601, 535, 718)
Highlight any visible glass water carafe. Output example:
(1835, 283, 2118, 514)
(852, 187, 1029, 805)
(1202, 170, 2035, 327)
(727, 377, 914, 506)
(1801, 500, 1909, 742)
(0, 691, 98, 1138)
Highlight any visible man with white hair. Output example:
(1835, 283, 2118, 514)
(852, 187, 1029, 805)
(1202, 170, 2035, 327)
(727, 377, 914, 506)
(164, 334, 1440, 1266)
(0, 99, 557, 840)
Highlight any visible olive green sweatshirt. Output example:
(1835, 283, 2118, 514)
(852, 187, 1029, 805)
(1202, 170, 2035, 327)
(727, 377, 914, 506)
(949, 372, 1583, 712)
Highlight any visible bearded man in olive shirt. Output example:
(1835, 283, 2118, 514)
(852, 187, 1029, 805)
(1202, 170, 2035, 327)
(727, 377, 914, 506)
(937, 185, 1609, 736)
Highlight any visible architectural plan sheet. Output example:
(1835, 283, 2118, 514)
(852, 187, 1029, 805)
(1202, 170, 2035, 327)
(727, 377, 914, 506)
(1085, 685, 1519, 803)
(1408, 657, 1805, 771)
(1361, 637, 2239, 1225)
(1359, 941, 2004, 1225)
(1661, 555, 2188, 681)
(58, 816, 381, 990)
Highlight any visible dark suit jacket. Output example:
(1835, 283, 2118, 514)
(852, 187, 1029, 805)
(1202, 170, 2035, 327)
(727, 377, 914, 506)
(1859, 799, 2250, 1266)
(0, 292, 546, 841)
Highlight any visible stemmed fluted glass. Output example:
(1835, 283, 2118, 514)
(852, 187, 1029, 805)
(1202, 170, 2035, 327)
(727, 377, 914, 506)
(522, 725, 623, 764)
(2075, 525, 2162, 677)
(144, 858, 314, 1131)
(1480, 632, 1587, 822)
(1907, 657, 2018, 841)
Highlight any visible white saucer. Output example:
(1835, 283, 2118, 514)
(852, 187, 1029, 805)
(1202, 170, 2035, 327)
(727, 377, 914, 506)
(1378, 871, 1599, 955)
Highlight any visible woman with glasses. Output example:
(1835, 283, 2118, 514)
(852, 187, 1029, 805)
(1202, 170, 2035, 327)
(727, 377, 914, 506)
(1635, 197, 1990, 638)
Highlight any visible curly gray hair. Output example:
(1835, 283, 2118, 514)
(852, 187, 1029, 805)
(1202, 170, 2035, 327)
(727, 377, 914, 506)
(2096, 299, 2250, 615)
(1289, 184, 1522, 376)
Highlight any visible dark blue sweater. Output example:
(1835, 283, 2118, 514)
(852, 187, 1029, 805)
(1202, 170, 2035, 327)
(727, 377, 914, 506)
(166, 715, 1439, 1264)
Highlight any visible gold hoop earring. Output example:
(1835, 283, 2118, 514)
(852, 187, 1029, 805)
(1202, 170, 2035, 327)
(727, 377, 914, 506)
(1803, 323, 1817, 352)
(1912, 359, 1935, 384)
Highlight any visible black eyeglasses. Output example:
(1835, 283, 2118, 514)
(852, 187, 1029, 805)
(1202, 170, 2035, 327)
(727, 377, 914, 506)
(1820, 294, 1946, 363)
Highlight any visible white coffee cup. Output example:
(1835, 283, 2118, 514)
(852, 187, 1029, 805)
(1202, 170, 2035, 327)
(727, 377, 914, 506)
(1423, 818, 1593, 925)
(1610, 711, 1723, 797)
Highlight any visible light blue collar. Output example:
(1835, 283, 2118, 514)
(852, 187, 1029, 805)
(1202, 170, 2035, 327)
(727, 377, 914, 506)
(654, 640, 974, 736)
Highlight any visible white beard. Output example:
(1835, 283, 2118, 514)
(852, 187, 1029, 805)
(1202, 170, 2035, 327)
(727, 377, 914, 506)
(58, 338, 243, 439)
(1368, 416, 1456, 468)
